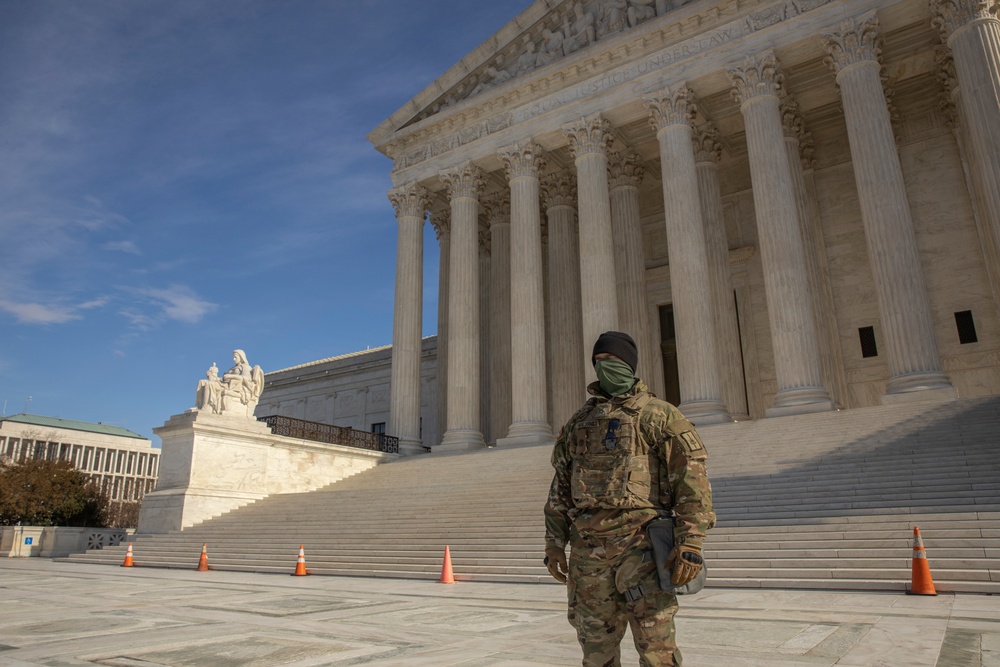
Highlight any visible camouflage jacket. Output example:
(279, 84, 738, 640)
(544, 379, 715, 550)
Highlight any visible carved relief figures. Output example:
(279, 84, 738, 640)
(564, 2, 597, 55)
(194, 349, 265, 419)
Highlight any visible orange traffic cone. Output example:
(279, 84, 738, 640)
(908, 526, 937, 596)
(121, 542, 134, 567)
(293, 544, 308, 576)
(197, 543, 209, 572)
(439, 545, 455, 584)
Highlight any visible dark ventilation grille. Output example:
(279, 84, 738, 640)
(955, 310, 978, 344)
(859, 326, 878, 358)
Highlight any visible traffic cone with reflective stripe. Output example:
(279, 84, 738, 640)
(197, 544, 209, 572)
(908, 526, 937, 596)
(293, 544, 308, 576)
(439, 545, 455, 584)
(121, 542, 134, 567)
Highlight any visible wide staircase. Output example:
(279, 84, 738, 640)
(67, 396, 1000, 593)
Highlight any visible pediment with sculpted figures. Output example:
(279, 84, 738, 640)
(369, 0, 697, 148)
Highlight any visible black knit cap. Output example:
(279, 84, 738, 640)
(592, 331, 639, 373)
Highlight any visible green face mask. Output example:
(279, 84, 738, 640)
(594, 358, 636, 396)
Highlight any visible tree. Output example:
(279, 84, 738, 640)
(0, 459, 106, 526)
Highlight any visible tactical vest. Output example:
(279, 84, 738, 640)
(569, 391, 664, 511)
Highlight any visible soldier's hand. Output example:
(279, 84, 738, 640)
(544, 546, 569, 583)
(667, 544, 703, 586)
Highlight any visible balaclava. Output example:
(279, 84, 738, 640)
(591, 331, 638, 396)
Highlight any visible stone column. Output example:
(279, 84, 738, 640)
(542, 172, 587, 428)
(478, 218, 492, 445)
(438, 162, 487, 451)
(498, 142, 553, 446)
(483, 192, 512, 445)
(727, 52, 835, 416)
(823, 17, 953, 400)
(387, 183, 430, 455)
(692, 124, 749, 420)
(938, 48, 1000, 317)
(932, 0, 1000, 317)
(645, 85, 730, 423)
(430, 206, 450, 447)
(608, 149, 657, 387)
(563, 113, 619, 381)
(781, 100, 848, 409)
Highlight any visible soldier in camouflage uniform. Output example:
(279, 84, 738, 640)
(544, 331, 715, 667)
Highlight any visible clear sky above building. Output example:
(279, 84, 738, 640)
(0, 0, 530, 441)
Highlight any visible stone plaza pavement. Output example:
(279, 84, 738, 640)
(0, 559, 997, 666)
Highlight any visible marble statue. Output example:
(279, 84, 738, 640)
(628, 0, 657, 27)
(563, 2, 597, 55)
(538, 27, 566, 66)
(194, 349, 265, 418)
(600, 0, 629, 37)
(516, 38, 540, 74)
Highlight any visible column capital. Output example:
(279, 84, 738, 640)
(482, 191, 512, 228)
(440, 161, 484, 200)
(430, 206, 450, 240)
(498, 141, 545, 181)
(930, 0, 1000, 41)
(727, 51, 785, 105)
(387, 183, 431, 220)
(563, 113, 613, 158)
(608, 149, 645, 189)
(780, 98, 816, 167)
(540, 171, 578, 210)
(821, 14, 882, 74)
(935, 46, 961, 127)
(644, 84, 696, 132)
(692, 123, 723, 164)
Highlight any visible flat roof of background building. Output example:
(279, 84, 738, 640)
(0, 413, 147, 441)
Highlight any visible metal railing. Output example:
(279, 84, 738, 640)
(257, 415, 399, 454)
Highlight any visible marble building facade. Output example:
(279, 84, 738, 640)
(369, 0, 1000, 455)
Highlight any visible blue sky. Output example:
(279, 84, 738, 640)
(1, 0, 530, 441)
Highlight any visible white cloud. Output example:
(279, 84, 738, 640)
(104, 240, 140, 255)
(0, 295, 110, 325)
(135, 285, 217, 324)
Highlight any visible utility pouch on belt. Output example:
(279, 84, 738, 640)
(647, 518, 706, 595)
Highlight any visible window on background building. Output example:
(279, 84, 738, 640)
(371, 422, 386, 435)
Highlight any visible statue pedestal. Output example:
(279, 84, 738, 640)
(137, 411, 273, 534)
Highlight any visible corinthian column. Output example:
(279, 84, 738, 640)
(727, 52, 835, 416)
(497, 142, 553, 446)
(608, 149, 656, 387)
(692, 124, 749, 419)
(781, 100, 848, 408)
(478, 218, 492, 445)
(931, 0, 1000, 317)
(542, 172, 586, 428)
(938, 48, 1000, 317)
(645, 86, 730, 423)
(388, 183, 430, 454)
(483, 191, 512, 445)
(438, 162, 487, 451)
(430, 206, 450, 447)
(823, 17, 953, 400)
(564, 113, 619, 380)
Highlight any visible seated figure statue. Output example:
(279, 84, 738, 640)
(194, 349, 264, 419)
(195, 363, 224, 414)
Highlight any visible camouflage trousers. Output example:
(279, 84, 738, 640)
(567, 526, 681, 667)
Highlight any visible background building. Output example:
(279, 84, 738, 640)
(0, 414, 159, 504)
